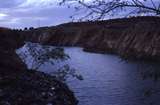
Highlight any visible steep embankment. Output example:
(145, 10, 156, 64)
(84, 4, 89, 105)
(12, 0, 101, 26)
(22, 16, 160, 60)
(0, 28, 78, 105)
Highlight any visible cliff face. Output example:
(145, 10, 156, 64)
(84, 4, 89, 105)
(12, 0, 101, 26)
(22, 16, 160, 60)
(116, 20, 160, 60)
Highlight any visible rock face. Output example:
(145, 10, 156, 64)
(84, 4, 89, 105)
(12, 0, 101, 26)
(22, 16, 160, 60)
(0, 28, 78, 105)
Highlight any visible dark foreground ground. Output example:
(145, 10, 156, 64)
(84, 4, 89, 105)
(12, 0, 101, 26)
(0, 27, 78, 105)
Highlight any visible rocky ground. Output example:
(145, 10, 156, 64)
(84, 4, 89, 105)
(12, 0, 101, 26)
(0, 28, 78, 105)
(0, 70, 78, 105)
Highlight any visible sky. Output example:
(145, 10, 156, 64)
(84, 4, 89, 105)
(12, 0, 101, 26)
(0, 0, 76, 29)
(0, 0, 159, 29)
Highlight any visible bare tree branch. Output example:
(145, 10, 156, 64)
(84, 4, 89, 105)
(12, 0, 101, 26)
(59, 0, 160, 20)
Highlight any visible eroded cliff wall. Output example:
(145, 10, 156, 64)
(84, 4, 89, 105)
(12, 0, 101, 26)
(22, 16, 160, 60)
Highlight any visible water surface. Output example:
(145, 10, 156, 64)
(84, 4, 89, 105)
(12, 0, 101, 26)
(63, 47, 160, 105)
(17, 44, 160, 105)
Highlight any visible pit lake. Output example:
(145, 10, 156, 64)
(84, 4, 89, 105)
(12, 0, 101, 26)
(17, 43, 160, 105)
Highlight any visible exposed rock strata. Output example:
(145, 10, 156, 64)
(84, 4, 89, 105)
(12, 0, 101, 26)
(22, 16, 160, 60)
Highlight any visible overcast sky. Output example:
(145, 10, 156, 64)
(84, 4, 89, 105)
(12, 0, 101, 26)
(0, 0, 159, 29)
(0, 0, 76, 29)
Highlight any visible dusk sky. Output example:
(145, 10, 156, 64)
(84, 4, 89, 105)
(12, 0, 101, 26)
(0, 0, 76, 29)
(0, 0, 159, 29)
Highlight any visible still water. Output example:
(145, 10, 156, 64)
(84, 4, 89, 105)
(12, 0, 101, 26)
(63, 47, 160, 105)
(17, 43, 160, 105)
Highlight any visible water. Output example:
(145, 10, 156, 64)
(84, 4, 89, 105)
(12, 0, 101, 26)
(63, 48, 160, 105)
(17, 44, 160, 105)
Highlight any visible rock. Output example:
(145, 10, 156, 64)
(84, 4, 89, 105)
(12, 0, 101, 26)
(21, 16, 160, 61)
(0, 70, 78, 105)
